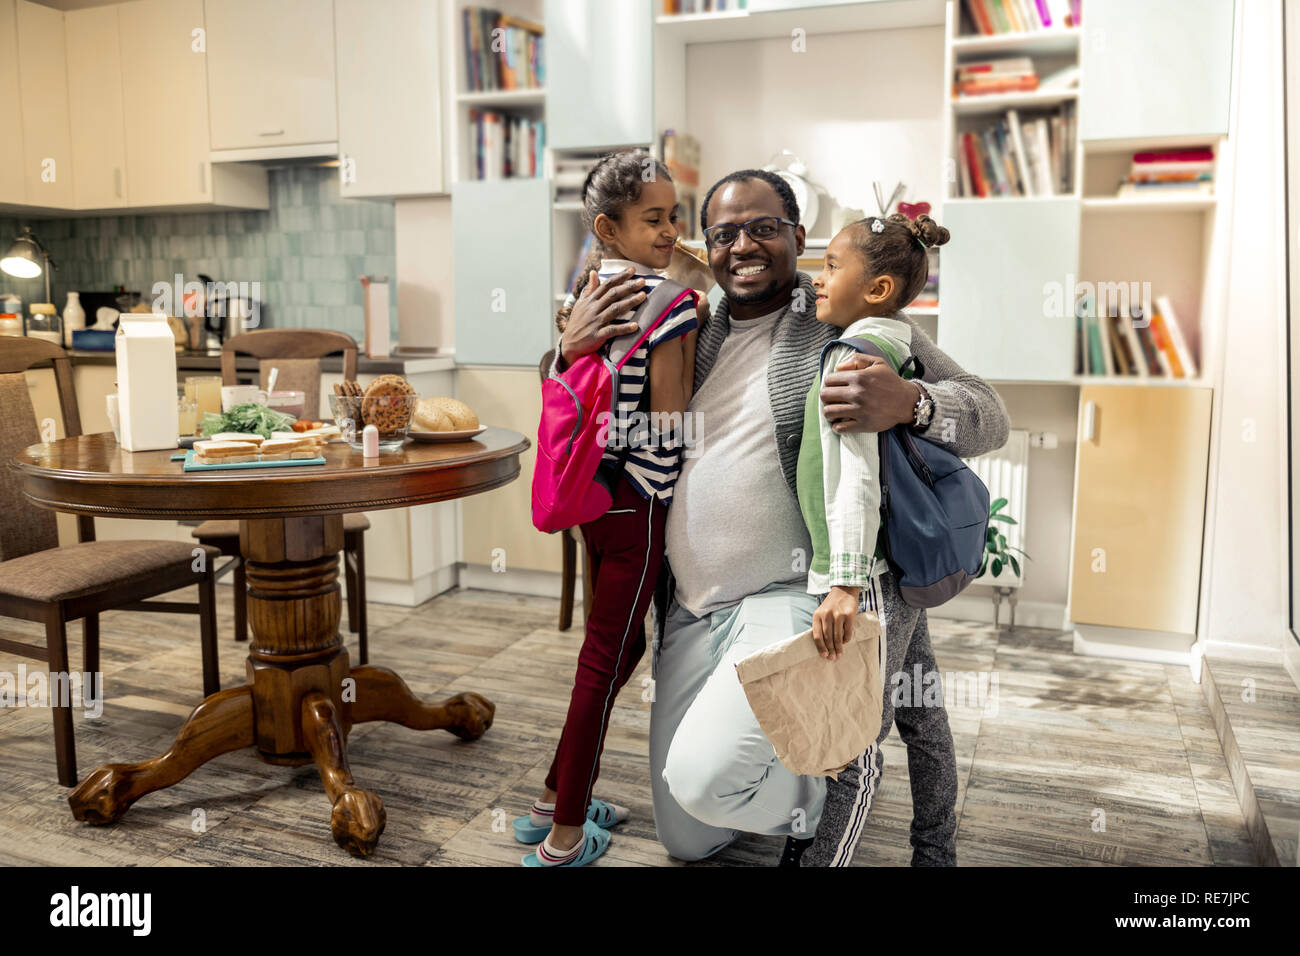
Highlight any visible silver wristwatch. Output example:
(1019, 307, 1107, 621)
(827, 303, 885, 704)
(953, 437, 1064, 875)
(911, 383, 935, 429)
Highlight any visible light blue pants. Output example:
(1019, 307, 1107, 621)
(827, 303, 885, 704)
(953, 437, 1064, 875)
(649, 582, 827, 861)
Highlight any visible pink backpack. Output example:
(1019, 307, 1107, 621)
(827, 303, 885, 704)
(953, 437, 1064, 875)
(532, 280, 696, 534)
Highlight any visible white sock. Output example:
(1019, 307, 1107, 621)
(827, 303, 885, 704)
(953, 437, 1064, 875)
(529, 800, 555, 828)
(535, 831, 583, 866)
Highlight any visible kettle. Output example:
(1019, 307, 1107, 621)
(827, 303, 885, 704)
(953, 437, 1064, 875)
(198, 274, 262, 344)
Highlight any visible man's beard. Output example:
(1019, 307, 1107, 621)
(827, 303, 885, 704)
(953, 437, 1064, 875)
(727, 276, 783, 306)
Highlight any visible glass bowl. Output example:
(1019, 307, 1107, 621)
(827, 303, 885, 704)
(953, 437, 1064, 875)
(268, 389, 306, 420)
(329, 392, 417, 452)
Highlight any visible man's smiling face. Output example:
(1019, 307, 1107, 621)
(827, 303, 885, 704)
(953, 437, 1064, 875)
(704, 179, 805, 319)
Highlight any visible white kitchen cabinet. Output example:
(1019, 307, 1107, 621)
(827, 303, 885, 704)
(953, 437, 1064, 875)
(15, 0, 73, 209)
(119, 0, 266, 210)
(0, 0, 24, 206)
(65, 5, 127, 209)
(335, 0, 443, 198)
(546, 0, 654, 150)
(204, 0, 338, 152)
(1080, 0, 1234, 143)
(937, 196, 1080, 382)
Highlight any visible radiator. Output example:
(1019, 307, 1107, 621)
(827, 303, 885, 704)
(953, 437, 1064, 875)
(963, 429, 1029, 588)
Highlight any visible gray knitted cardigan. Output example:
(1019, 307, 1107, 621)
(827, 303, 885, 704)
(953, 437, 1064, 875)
(651, 272, 1011, 646)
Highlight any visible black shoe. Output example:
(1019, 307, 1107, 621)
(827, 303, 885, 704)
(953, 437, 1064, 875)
(778, 835, 815, 868)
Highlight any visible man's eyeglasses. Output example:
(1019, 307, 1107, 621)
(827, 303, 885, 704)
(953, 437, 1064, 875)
(703, 216, 796, 249)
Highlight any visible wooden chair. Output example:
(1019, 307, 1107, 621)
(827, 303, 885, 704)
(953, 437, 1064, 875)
(539, 349, 593, 630)
(0, 339, 219, 786)
(192, 330, 372, 663)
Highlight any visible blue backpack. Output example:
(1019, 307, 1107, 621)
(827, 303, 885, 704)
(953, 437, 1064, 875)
(822, 334, 990, 608)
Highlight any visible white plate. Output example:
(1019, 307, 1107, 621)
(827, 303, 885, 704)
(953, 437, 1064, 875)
(408, 425, 487, 442)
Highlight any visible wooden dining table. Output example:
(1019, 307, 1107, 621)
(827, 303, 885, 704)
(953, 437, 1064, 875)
(12, 427, 530, 856)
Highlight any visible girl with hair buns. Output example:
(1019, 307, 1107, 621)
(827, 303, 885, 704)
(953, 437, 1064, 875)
(796, 212, 950, 861)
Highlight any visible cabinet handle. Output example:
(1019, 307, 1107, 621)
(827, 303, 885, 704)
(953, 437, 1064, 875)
(199, 163, 207, 194)
(258, 129, 285, 136)
(113, 167, 121, 199)
(1082, 400, 1097, 442)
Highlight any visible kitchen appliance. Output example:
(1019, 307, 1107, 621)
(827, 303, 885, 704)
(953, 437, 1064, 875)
(198, 273, 263, 345)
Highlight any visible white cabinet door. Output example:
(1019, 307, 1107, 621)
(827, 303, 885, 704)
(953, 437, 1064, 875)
(15, 0, 73, 209)
(937, 197, 1080, 382)
(335, 0, 443, 198)
(453, 178, 553, 365)
(205, 0, 338, 150)
(0, 0, 24, 204)
(1080, 0, 1234, 143)
(120, 0, 213, 207)
(66, 5, 127, 209)
(546, 0, 653, 150)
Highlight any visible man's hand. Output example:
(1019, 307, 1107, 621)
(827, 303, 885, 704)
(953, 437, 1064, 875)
(819, 353, 923, 434)
(812, 586, 859, 660)
(559, 267, 646, 367)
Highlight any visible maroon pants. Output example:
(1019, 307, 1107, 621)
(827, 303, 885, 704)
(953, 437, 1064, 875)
(544, 475, 667, 826)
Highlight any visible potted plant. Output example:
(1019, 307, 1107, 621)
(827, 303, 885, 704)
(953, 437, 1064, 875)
(980, 497, 1030, 579)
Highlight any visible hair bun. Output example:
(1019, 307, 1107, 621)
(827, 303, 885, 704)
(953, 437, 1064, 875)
(914, 214, 950, 247)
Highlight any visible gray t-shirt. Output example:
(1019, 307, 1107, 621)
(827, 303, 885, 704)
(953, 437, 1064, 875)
(664, 306, 812, 617)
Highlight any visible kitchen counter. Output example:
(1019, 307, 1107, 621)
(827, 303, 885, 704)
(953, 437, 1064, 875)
(58, 347, 456, 375)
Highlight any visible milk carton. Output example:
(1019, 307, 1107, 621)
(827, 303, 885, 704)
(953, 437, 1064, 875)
(115, 314, 179, 451)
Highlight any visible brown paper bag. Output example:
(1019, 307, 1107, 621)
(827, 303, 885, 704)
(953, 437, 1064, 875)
(734, 611, 885, 778)
(664, 241, 716, 295)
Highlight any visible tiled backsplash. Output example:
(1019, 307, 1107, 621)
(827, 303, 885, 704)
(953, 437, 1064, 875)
(0, 165, 397, 340)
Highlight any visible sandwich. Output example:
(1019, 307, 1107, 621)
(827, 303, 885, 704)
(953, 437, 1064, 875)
(258, 436, 322, 461)
(193, 440, 259, 465)
(207, 431, 265, 446)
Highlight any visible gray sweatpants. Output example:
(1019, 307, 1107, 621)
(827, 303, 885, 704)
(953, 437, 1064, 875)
(801, 569, 958, 866)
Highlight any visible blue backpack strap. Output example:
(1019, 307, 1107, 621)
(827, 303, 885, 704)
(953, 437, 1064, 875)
(820, 333, 925, 382)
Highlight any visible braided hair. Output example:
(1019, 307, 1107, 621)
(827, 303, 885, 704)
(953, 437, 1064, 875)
(554, 149, 673, 333)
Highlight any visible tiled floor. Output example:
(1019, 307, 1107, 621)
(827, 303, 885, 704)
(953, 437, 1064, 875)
(0, 585, 1257, 866)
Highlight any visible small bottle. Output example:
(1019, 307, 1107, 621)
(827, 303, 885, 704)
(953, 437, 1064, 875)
(362, 424, 379, 458)
(62, 291, 85, 348)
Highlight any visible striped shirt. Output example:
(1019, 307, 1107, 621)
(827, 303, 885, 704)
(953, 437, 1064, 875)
(597, 258, 698, 501)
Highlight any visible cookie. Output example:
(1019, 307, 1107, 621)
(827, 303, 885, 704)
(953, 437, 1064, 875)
(361, 376, 416, 433)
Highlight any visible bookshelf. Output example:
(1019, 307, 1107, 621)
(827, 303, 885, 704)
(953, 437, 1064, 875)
(446, 0, 546, 184)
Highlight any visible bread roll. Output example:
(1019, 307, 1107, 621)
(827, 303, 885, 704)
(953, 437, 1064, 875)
(413, 399, 453, 432)
(417, 396, 478, 431)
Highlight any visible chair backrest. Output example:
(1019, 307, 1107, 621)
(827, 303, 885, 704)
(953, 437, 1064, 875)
(539, 349, 555, 386)
(0, 339, 83, 561)
(221, 329, 359, 422)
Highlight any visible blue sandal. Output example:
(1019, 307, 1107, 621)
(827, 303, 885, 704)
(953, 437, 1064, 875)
(521, 819, 610, 867)
(512, 798, 626, 844)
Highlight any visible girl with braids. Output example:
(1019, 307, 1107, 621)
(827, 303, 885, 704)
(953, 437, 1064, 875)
(518, 149, 702, 866)
(795, 211, 951, 864)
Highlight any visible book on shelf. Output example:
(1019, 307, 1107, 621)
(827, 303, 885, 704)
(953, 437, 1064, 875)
(961, 0, 1077, 36)
(661, 0, 748, 14)
(469, 109, 545, 180)
(1076, 297, 1197, 379)
(1113, 146, 1215, 198)
(462, 6, 544, 93)
(1155, 295, 1197, 377)
(954, 56, 1039, 96)
(955, 101, 1074, 197)
(662, 129, 701, 240)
